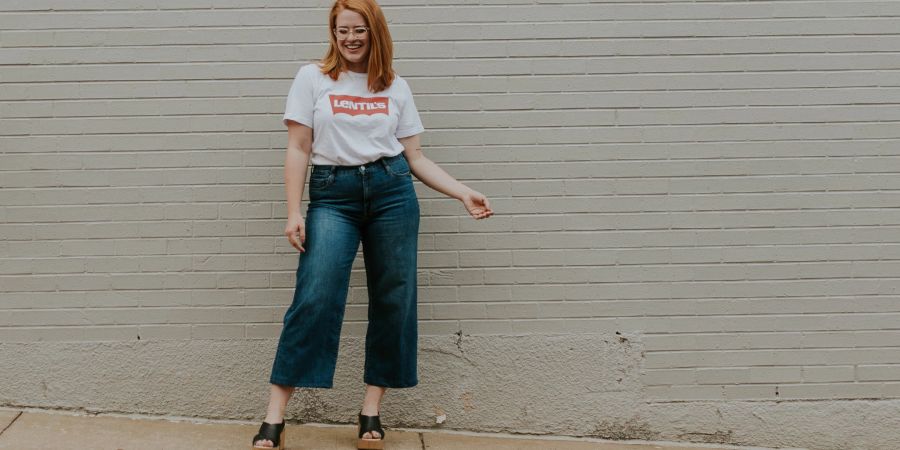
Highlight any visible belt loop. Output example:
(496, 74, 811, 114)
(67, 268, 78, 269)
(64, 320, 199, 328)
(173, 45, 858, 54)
(378, 156, 389, 172)
(329, 165, 336, 175)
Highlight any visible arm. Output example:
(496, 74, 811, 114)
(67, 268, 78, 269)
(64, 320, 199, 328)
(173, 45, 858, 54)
(399, 134, 493, 220)
(284, 121, 313, 251)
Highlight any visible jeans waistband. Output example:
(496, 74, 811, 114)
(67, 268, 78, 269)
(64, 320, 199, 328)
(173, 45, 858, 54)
(312, 153, 404, 173)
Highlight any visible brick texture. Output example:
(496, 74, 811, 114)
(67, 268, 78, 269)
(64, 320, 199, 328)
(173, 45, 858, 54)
(2, 0, 900, 402)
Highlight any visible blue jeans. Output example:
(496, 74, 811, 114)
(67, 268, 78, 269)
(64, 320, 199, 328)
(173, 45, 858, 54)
(269, 153, 420, 388)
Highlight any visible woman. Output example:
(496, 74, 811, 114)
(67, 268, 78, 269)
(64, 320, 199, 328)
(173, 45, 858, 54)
(252, 0, 493, 448)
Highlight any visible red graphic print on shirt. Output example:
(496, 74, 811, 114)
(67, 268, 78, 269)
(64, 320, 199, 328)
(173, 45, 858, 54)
(329, 95, 389, 116)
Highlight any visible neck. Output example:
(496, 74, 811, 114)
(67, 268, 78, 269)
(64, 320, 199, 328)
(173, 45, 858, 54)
(346, 61, 367, 73)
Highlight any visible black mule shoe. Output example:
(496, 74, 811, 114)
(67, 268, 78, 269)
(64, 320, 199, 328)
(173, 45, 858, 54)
(357, 411, 386, 449)
(251, 420, 285, 450)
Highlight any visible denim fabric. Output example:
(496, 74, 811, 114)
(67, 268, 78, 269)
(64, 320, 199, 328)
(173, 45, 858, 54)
(269, 153, 420, 389)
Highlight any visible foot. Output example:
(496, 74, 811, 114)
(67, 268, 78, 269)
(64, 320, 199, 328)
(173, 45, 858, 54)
(253, 418, 283, 448)
(253, 439, 275, 448)
(253, 437, 275, 448)
(361, 428, 381, 439)
(360, 406, 381, 439)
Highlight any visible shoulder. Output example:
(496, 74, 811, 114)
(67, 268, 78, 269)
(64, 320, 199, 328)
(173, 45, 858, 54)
(392, 72, 409, 86)
(389, 73, 413, 94)
(298, 61, 325, 78)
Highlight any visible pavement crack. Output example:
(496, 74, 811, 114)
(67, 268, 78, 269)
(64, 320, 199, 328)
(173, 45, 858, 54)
(419, 431, 426, 449)
(0, 411, 23, 436)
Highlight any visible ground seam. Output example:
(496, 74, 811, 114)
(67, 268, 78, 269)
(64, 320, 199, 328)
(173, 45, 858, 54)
(0, 412, 23, 437)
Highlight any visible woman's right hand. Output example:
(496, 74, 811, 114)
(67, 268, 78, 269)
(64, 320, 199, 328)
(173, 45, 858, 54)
(284, 213, 306, 252)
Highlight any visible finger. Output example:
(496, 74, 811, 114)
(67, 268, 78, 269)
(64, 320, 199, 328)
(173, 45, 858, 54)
(293, 229, 306, 251)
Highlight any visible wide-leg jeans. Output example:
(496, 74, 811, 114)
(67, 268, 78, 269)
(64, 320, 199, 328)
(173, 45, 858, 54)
(269, 153, 420, 388)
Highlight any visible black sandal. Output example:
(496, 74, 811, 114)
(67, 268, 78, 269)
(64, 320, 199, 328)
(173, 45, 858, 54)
(251, 420, 285, 450)
(357, 411, 386, 449)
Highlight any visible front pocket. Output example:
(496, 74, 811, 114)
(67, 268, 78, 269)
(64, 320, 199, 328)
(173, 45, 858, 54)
(308, 172, 334, 189)
(386, 160, 411, 177)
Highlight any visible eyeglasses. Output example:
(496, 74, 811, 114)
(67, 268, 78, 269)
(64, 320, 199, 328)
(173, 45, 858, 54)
(334, 26, 369, 39)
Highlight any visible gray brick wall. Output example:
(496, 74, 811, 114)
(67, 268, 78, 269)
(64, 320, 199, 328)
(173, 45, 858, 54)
(3, 0, 900, 422)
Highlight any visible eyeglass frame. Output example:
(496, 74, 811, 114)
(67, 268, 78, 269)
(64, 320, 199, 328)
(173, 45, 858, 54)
(333, 26, 370, 39)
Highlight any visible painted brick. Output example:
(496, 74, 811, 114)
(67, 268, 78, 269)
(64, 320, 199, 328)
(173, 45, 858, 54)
(1, 0, 899, 408)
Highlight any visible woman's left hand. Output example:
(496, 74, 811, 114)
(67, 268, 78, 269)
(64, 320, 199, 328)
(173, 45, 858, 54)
(461, 189, 493, 220)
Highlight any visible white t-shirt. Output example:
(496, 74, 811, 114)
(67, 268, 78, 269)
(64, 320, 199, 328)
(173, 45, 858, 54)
(282, 62, 425, 166)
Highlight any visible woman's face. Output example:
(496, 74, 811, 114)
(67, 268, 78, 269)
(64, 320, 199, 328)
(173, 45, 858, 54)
(334, 9, 370, 71)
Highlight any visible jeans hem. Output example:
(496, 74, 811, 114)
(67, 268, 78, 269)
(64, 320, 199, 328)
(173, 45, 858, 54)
(363, 377, 418, 389)
(269, 376, 334, 389)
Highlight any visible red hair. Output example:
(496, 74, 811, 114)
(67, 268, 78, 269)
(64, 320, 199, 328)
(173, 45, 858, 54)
(319, 0, 395, 93)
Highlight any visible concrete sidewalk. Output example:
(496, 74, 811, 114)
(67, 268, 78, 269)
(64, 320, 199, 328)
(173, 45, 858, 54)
(0, 408, 798, 450)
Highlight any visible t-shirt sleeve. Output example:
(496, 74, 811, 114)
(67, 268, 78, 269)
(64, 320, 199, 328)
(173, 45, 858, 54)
(282, 64, 317, 128)
(395, 78, 425, 138)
